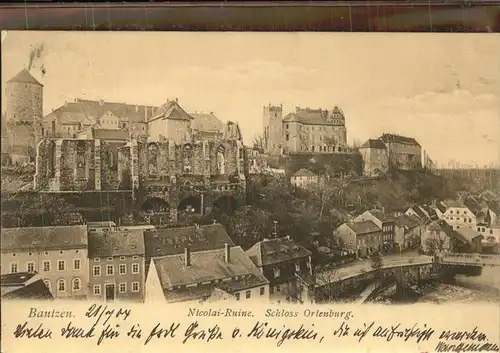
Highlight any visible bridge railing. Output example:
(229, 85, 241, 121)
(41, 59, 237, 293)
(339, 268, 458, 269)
(438, 253, 500, 266)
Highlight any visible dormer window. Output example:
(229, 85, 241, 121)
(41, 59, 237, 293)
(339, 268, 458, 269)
(216, 145, 225, 175)
(273, 268, 280, 278)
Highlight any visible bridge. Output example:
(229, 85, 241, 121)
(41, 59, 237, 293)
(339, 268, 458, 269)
(315, 253, 500, 288)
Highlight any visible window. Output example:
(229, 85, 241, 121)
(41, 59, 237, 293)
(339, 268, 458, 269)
(72, 278, 81, 291)
(74, 259, 81, 270)
(285, 134, 289, 141)
(119, 264, 127, 275)
(132, 255, 139, 260)
(44, 251, 48, 256)
(106, 265, 114, 276)
(120, 256, 126, 260)
(270, 286, 275, 295)
(43, 261, 51, 272)
(469, 218, 472, 223)
(490, 230, 493, 234)
(216, 146, 225, 175)
(260, 287, 265, 296)
(57, 279, 66, 292)
(478, 227, 481, 232)
(132, 263, 139, 274)
(93, 285, 101, 295)
(43, 280, 51, 291)
(93, 265, 101, 276)
(58, 260, 65, 271)
(107, 257, 113, 261)
(119, 283, 127, 293)
(132, 282, 139, 292)
(273, 268, 280, 278)
(26, 262, 35, 273)
(94, 258, 100, 262)
(10, 263, 18, 274)
(235, 293, 240, 301)
(246, 290, 251, 299)
(276, 285, 281, 293)
(60, 250, 64, 255)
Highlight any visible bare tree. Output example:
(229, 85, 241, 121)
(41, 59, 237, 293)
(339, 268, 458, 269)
(424, 229, 448, 255)
(252, 133, 265, 153)
(314, 267, 343, 303)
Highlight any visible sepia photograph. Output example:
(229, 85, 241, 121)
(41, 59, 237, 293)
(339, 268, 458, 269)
(1, 30, 499, 305)
(1, 30, 499, 353)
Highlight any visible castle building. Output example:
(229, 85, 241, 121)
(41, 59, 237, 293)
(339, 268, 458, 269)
(34, 100, 247, 224)
(359, 139, 389, 177)
(379, 133, 422, 171)
(263, 104, 348, 155)
(4, 69, 44, 164)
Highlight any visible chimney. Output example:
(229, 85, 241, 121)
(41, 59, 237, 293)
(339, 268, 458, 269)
(224, 243, 230, 263)
(184, 247, 191, 267)
(175, 98, 178, 103)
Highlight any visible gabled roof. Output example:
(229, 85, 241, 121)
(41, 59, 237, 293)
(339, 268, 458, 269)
(436, 202, 448, 213)
(346, 220, 381, 235)
(379, 133, 420, 147)
(366, 209, 394, 223)
(293, 168, 317, 177)
(149, 100, 193, 122)
(44, 99, 156, 125)
(152, 246, 268, 301)
(395, 214, 421, 229)
(1, 226, 88, 252)
(190, 112, 224, 132)
(442, 199, 468, 209)
(1, 273, 53, 300)
(144, 224, 234, 259)
(455, 228, 483, 243)
(7, 69, 43, 86)
(245, 236, 311, 267)
(360, 139, 386, 149)
(282, 107, 345, 126)
(88, 230, 145, 257)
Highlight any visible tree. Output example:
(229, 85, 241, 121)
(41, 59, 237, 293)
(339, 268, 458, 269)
(314, 267, 342, 303)
(424, 232, 447, 255)
(252, 133, 265, 153)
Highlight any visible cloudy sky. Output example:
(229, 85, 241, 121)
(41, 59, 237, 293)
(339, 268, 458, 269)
(2, 31, 499, 167)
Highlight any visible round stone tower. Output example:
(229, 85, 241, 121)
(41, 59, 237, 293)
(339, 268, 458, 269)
(5, 69, 44, 164)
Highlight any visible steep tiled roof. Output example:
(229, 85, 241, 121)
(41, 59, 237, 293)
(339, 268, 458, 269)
(408, 206, 427, 219)
(380, 133, 420, 146)
(346, 220, 381, 235)
(152, 246, 268, 298)
(282, 107, 344, 126)
(1, 226, 88, 252)
(44, 99, 156, 125)
(442, 199, 467, 209)
(88, 230, 145, 257)
(1, 273, 53, 300)
(395, 214, 421, 229)
(436, 202, 448, 213)
(360, 139, 386, 149)
(190, 113, 224, 132)
(7, 69, 43, 86)
(149, 100, 193, 122)
(455, 228, 482, 243)
(245, 236, 311, 267)
(144, 224, 234, 259)
(366, 209, 394, 223)
(293, 168, 317, 177)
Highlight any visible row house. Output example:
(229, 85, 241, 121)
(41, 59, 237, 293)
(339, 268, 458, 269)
(245, 236, 314, 304)
(333, 220, 384, 258)
(421, 220, 483, 255)
(145, 244, 269, 303)
(88, 230, 146, 302)
(394, 214, 425, 252)
(436, 200, 477, 230)
(290, 168, 319, 188)
(354, 210, 395, 252)
(0, 226, 89, 299)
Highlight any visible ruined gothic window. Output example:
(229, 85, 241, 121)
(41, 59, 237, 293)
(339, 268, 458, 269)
(108, 151, 114, 169)
(216, 146, 225, 175)
(183, 145, 193, 174)
(75, 141, 86, 179)
(148, 143, 158, 177)
(46, 141, 56, 178)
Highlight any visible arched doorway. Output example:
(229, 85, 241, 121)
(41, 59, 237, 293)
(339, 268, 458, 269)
(213, 195, 238, 215)
(177, 196, 202, 225)
(142, 198, 169, 225)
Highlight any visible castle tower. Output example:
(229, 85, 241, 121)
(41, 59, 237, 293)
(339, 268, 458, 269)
(5, 69, 44, 164)
(262, 103, 283, 155)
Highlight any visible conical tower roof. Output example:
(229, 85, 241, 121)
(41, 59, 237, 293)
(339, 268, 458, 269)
(7, 69, 43, 86)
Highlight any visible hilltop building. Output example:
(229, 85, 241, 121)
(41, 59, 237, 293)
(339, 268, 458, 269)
(379, 133, 422, 170)
(263, 104, 348, 155)
(4, 69, 44, 164)
(359, 139, 389, 177)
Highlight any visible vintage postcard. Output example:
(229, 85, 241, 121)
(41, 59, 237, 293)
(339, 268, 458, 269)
(1, 31, 499, 353)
